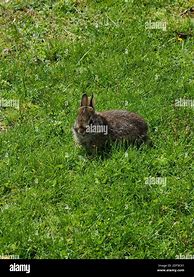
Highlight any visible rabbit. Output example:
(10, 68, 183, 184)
(72, 93, 152, 151)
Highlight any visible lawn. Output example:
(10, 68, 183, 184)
(0, 0, 194, 259)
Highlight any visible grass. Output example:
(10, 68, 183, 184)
(0, 0, 194, 259)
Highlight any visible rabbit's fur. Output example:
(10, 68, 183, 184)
(73, 94, 151, 150)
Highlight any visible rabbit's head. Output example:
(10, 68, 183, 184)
(74, 93, 95, 135)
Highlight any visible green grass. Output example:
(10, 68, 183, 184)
(0, 0, 194, 259)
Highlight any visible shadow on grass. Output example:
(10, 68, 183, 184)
(76, 138, 155, 161)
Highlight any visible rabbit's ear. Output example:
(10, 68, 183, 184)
(80, 93, 88, 106)
(89, 94, 95, 108)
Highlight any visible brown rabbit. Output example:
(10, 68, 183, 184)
(73, 94, 152, 150)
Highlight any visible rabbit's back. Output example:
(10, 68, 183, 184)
(98, 110, 148, 142)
